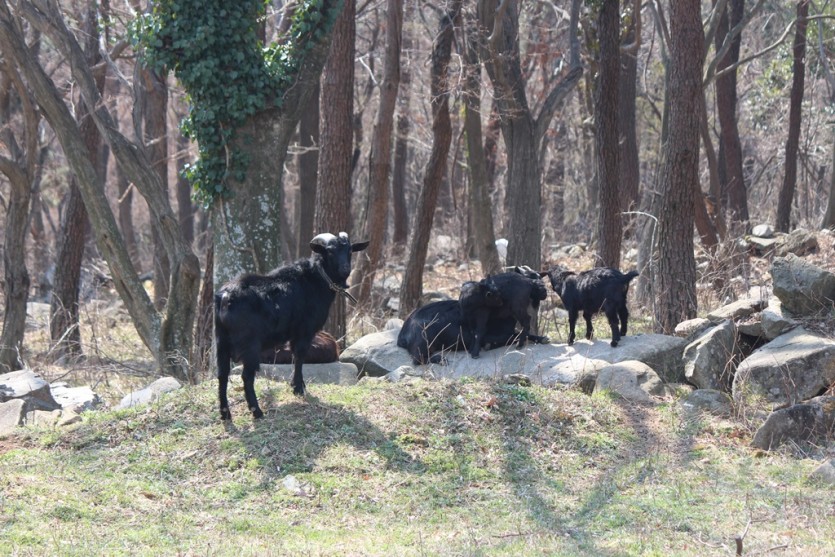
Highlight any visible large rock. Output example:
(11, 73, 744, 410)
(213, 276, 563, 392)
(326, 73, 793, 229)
(706, 298, 767, 324)
(50, 382, 102, 413)
(0, 399, 26, 438)
(751, 396, 835, 450)
(760, 298, 798, 340)
(115, 377, 182, 410)
(0, 369, 60, 411)
(683, 320, 742, 391)
(732, 328, 835, 406)
(593, 361, 666, 403)
(678, 389, 733, 417)
(809, 459, 835, 485)
(774, 228, 818, 257)
(342, 329, 687, 385)
(771, 254, 835, 316)
(674, 318, 713, 344)
(254, 362, 359, 386)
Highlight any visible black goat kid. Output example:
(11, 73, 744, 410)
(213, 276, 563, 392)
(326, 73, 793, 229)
(546, 266, 639, 347)
(215, 232, 368, 420)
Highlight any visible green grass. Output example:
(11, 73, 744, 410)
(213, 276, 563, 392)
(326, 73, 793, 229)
(1, 378, 833, 556)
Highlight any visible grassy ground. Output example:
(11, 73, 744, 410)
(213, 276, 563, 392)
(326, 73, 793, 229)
(2, 377, 833, 556)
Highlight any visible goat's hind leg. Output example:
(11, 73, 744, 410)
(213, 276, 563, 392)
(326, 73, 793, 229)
(617, 303, 629, 336)
(217, 333, 233, 420)
(604, 303, 621, 347)
(290, 340, 310, 396)
(241, 352, 264, 419)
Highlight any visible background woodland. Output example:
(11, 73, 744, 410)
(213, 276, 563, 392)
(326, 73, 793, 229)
(1, 0, 834, 381)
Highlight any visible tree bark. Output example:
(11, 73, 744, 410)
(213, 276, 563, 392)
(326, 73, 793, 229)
(316, 0, 356, 344)
(776, 1, 809, 233)
(618, 0, 641, 214)
(595, 0, 622, 268)
(399, 0, 462, 317)
(296, 84, 320, 259)
(654, 0, 704, 334)
(355, 0, 403, 305)
(391, 0, 413, 253)
(824, 131, 835, 229)
(175, 133, 194, 248)
(714, 0, 749, 225)
(463, 12, 502, 277)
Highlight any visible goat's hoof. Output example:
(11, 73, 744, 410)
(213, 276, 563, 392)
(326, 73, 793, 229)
(291, 384, 306, 397)
(568, 339, 575, 346)
(610, 340, 619, 348)
(251, 408, 264, 419)
(220, 407, 232, 421)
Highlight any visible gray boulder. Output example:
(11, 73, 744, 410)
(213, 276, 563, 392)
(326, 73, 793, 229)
(809, 459, 835, 485)
(115, 377, 182, 410)
(771, 254, 835, 316)
(706, 297, 767, 324)
(593, 360, 666, 403)
(774, 228, 818, 257)
(674, 318, 713, 344)
(683, 320, 742, 391)
(751, 224, 774, 238)
(751, 396, 835, 450)
(255, 362, 359, 386)
(732, 328, 835, 406)
(0, 369, 60, 411)
(50, 382, 102, 413)
(760, 298, 798, 340)
(342, 329, 687, 386)
(678, 389, 733, 417)
(0, 399, 26, 438)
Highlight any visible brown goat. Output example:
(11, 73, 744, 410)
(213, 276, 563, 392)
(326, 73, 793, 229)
(260, 331, 340, 364)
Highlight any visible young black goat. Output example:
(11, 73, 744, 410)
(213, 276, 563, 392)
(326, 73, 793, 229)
(398, 278, 505, 364)
(464, 269, 550, 358)
(215, 232, 368, 420)
(546, 266, 639, 347)
(261, 331, 340, 365)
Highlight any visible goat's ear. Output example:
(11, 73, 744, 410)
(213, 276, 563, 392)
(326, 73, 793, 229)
(351, 241, 370, 253)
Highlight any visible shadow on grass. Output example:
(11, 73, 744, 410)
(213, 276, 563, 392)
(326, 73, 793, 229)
(230, 391, 424, 479)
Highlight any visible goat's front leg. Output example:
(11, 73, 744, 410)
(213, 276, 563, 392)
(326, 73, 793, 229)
(291, 341, 310, 396)
(515, 313, 531, 348)
(617, 303, 629, 336)
(567, 309, 579, 345)
(241, 353, 264, 419)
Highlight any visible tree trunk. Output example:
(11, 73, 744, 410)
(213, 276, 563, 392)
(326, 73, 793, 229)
(399, 0, 462, 317)
(463, 13, 501, 277)
(296, 84, 319, 259)
(595, 0, 621, 268)
(355, 0, 403, 305)
(619, 0, 640, 215)
(823, 130, 835, 229)
(776, 1, 809, 233)
(140, 65, 170, 307)
(714, 0, 749, 225)
(116, 163, 139, 265)
(654, 0, 704, 334)
(316, 0, 356, 344)
(391, 0, 413, 253)
(50, 1, 101, 360)
(194, 243, 214, 376)
(176, 133, 194, 248)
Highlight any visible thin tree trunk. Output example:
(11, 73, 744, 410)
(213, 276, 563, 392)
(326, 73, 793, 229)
(194, 242, 214, 375)
(355, 0, 403, 305)
(50, 1, 101, 360)
(463, 12, 501, 276)
(714, 0, 749, 225)
(391, 0, 413, 253)
(296, 84, 319, 258)
(595, 0, 621, 268)
(776, 0, 809, 232)
(619, 0, 640, 214)
(823, 130, 835, 229)
(654, 0, 704, 334)
(399, 0, 462, 317)
(176, 133, 194, 248)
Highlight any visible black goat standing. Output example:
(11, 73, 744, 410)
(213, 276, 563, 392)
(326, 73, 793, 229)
(464, 269, 550, 358)
(215, 232, 368, 420)
(546, 266, 639, 347)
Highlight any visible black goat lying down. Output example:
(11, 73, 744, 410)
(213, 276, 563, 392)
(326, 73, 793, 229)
(546, 266, 639, 347)
(215, 232, 368, 420)
(398, 278, 508, 365)
(261, 331, 340, 364)
(464, 269, 550, 358)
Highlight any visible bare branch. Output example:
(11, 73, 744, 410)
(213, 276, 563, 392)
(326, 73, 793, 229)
(703, 0, 766, 86)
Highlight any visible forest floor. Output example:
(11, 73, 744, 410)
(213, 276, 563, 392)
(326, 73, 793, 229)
(2, 232, 834, 556)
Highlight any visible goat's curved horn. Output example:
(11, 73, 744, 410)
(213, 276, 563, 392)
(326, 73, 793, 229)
(311, 233, 338, 247)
